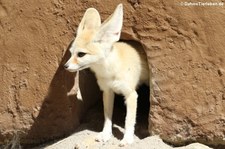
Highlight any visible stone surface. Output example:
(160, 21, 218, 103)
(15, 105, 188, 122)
(143, 1, 225, 146)
(0, 0, 225, 147)
(37, 102, 211, 149)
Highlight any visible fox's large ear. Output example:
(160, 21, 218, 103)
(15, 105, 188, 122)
(94, 4, 123, 44)
(77, 8, 101, 35)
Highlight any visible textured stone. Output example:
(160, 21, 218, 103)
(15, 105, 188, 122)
(0, 0, 225, 147)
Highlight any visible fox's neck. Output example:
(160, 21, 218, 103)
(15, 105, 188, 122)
(90, 46, 119, 79)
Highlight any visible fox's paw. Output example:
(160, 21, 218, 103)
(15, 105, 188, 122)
(95, 132, 112, 142)
(119, 135, 134, 147)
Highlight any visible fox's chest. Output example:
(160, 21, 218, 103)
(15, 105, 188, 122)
(89, 53, 139, 95)
(96, 77, 126, 95)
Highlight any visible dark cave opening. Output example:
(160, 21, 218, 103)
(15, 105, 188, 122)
(112, 84, 150, 139)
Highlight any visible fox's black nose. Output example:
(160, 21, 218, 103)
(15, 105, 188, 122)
(64, 64, 69, 69)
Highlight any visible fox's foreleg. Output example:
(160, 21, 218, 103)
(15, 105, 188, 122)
(95, 89, 114, 142)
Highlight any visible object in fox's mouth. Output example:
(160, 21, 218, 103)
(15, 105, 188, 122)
(67, 71, 82, 100)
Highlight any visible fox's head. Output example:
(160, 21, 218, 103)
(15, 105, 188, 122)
(64, 4, 123, 72)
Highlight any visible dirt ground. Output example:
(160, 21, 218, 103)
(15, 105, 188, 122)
(34, 101, 212, 149)
(40, 131, 212, 149)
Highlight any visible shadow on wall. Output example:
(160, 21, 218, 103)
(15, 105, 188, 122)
(23, 40, 101, 147)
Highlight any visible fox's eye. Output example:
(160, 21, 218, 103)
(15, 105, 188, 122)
(77, 52, 86, 57)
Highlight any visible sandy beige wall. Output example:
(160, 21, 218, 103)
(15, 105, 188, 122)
(0, 0, 225, 147)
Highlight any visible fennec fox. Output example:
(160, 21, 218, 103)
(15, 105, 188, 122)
(64, 4, 149, 146)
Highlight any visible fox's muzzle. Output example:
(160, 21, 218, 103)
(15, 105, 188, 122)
(64, 63, 69, 69)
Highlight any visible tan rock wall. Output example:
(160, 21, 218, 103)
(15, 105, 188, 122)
(0, 0, 225, 147)
(142, 1, 225, 146)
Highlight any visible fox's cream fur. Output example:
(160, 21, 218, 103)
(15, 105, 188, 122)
(64, 4, 149, 146)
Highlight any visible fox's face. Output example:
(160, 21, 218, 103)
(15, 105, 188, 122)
(64, 4, 123, 72)
(64, 30, 105, 72)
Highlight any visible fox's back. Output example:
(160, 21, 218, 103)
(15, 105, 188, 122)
(90, 41, 149, 93)
(113, 42, 149, 87)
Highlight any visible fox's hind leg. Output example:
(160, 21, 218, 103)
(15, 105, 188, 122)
(119, 90, 138, 146)
(95, 89, 114, 142)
